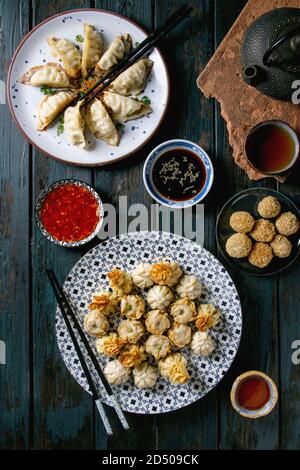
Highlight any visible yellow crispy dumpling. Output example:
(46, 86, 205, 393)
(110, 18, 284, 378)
(145, 310, 170, 335)
(195, 304, 221, 332)
(159, 353, 189, 385)
(47, 37, 82, 78)
(117, 319, 144, 344)
(95, 332, 124, 357)
(120, 294, 145, 319)
(83, 310, 109, 337)
(170, 297, 196, 324)
(145, 334, 170, 360)
(89, 290, 118, 315)
(107, 268, 133, 296)
(118, 344, 146, 368)
(150, 261, 182, 287)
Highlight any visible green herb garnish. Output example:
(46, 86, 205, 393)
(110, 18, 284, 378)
(76, 34, 84, 43)
(79, 91, 86, 98)
(140, 95, 151, 105)
(116, 122, 125, 131)
(125, 303, 132, 312)
(57, 116, 64, 136)
(40, 85, 56, 95)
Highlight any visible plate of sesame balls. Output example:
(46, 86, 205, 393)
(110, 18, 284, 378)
(216, 188, 300, 276)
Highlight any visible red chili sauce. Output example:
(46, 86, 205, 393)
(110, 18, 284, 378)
(40, 183, 100, 243)
(237, 377, 271, 411)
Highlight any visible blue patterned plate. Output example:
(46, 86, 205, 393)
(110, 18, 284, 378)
(56, 231, 242, 414)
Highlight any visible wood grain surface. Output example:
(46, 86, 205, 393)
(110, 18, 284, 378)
(0, 0, 300, 450)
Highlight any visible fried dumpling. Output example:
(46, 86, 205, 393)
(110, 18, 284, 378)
(83, 310, 109, 337)
(175, 274, 202, 300)
(145, 334, 170, 360)
(110, 58, 153, 96)
(64, 100, 86, 148)
(190, 331, 215, 356)
(104, 359, 130, 385)
(147, 285, 173, 310)
(120, 294, 145, 320)
(89, 289, 118, 315)
(159, 353, 189, 385)
(168, 323, 192, 348)
(81, 23, 103, 78)
(145, 310, 170, 335)
(107, 268, 133, 296)
(131, 263, 153, 289)
(150, 261, 182, 287)
(47, 37, 82, 78)
(170, 297, 196, 324)
(133, 362, 158, 389)
(102, 91, 152, 123)
(117, 319, 144, 344)
(195, 304, 221, 332)
(19, 63, 74, 88)
(118, 344, 146, 368)
(36, 90, 77, 130)
(95, 332, 124, 357)
(85, 99, 119, 146)
(95, 33, 132, 73)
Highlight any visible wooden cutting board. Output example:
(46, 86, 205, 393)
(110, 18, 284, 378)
(197, 0, 300, 181)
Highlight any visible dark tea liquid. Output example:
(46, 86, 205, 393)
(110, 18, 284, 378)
(246, 123, 296, 174)
(237, 377, 270, 411)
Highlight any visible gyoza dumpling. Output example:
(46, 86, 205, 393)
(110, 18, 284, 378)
(19, 63, 74, 88)
(131, 263, 153, 289)
(145, 310, 170, 335)
(102, 91, 152, 123)
(147, 285, 173, 310)
(168, 323, 192, 348)
(47, 37, 81, 78)
(85, 99, 119, 146)
(117, 319, 144, 344)
(104, 359, 130, 385)
(110, 58, 153, 96)
(64, 100, 86, 148)
(81, 23, 103, 78)
(159, 353, 189, 385)
(133, 362, 158, 388)
(170, 298, 196, 324)
(190, 331, 215, 356)
(96, 34, 132, 73)
(36, 90, 77, 130)
(83, 310, 109, 337)
(175, 274, 202, 300)
(145, 334, 170, 360)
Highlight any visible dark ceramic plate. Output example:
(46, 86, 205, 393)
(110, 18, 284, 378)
(216, 188, 300, 276)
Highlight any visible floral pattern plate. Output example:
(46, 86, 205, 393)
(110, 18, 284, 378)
(56, 231, 242, 414)
(7, 9, 169, 166)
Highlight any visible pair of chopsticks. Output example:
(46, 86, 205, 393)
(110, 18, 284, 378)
(78, 4, 193, 108)
(46, 269, 129, 436)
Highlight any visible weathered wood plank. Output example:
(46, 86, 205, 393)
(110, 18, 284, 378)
(0, 0, 30, 450)
(154, 0, 217, 450)
(214, 0, 279, 450)
(31, 0, 97, 450)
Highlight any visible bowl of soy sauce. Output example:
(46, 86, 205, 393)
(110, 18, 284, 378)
(143, 139, 214, 208)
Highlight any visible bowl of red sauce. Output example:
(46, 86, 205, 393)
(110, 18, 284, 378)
(230, 370, 278, 419)
(35, 179, 103, 247)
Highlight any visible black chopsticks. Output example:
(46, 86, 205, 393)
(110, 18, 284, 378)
(79, 4, 193, 107)
(46, 269, 129, 436)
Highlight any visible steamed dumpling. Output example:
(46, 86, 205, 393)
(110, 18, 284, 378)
(195, 304, 221, 332)
(104, 359, 130, 385)
(145, 334, 170, 360)
(36, 90, 77, 130)
(85, 99, 119, 146)
(175, 274, 202, 300)
(118, 344, 146, 368)
(107, 268, 133, 296)
(95, 332, 124, 357)
(145, 310, 170, 335)
(120, 294, 145, 320)
(102, 91, 152, 123)
(147, 285, 173, 310)
(190, 331, 215, 356)
(170, 298, 196, 324)
(159, 353, 189, 385)
(131, 263, 153, 289)
(168, 323, 192, 348)
(89, 290, 118, 315)
(150, 261, 182, 287)
(96, 34, 132, 73)
(81, 23, 103, 78)
(47, 37, 82, 78)
(64, 100, 86, 148)
(110, 58, 153, 96)
(83, 310, 109, 337)
(117, 319, 144, 344)
(19, 63, 74, 88)
(133, 362, 158, 389)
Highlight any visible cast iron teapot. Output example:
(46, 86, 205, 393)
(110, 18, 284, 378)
(242, 7, 300, 102)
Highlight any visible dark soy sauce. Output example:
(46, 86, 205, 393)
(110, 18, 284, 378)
(152, 148, 206, 201)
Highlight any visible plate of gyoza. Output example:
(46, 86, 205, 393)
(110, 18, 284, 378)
(56, 231, 242, 414)
(7, 9, 169, 166)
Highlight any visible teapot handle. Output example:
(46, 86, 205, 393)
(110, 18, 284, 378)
(263, 24, 300, 66)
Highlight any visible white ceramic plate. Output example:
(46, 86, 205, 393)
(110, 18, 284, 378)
(56, 231, 242, 414)
(7, 9, 169, 166)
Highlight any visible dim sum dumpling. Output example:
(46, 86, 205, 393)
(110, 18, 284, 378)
(147, 285, 173, 310)
(133, 362, 158, 388)
(104, 359, 130, 385)
(102, 91, 152, 123)
(120, 294, 145, 320)
(107, 268, 133, 296)
(131, 263, 153, 289)
(89, 290, 118, 315)
(145, 334, 170, 360)
(118, 344, 146, 368)
(81, 23, 103, 78)
(95, 332, 124, 357)
(168, 323, 192, 348)
(170, 297, 196, 324)
(195, 304, 221, 332)
(47, 37, 82, 78)
(175, 274, 202, 300)
(64, 100, 86, 148)
(145, 310, 170, 335)
(83, 310, 109, 337)
(85, 99, 119, 146)
(36, 90, 77, 130)
(110, 58, 153, 96)
(190, 331, 215, 356)
(159, 353, 189, 385)
(117, 319, 144, 344)
(150, 261, 182, 287)
(96, 33, 132, 73)
(19, 63, 74, 88)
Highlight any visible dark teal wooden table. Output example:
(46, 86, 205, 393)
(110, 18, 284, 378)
(1, 0, 300, 450)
